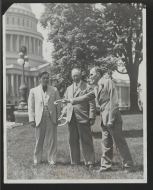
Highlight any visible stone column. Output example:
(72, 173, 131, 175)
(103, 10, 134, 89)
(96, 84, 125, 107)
(29, 37, 31, 53)
(10, 34, 13, 51)
(6, 75, 9, 96)
(11, 74, 15, 96)
(39, 41, 41, 56)
(34, 76, 37, 87)
(16, 74, 19, 97)
(23, 36, 26, 46)
(28, 76, 31, 90)
(17, 35, 19, 52)
(41, 41, 43, 56)
(34, 38, 35, 54)
(38, 40, 40, 55)
(36, 39, 38, 54)
(25, 76, 27, 85)
(35, 39, 37, 54)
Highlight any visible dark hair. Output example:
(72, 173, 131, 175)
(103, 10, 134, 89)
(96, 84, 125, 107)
(38, 71, 49, 79)
(93, 66, 104, 76)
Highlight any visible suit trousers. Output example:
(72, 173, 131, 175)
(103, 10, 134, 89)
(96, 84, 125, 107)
(101, 122, 134, 169)
(34, 113, 57, 164)
(68, 111, 95, 165)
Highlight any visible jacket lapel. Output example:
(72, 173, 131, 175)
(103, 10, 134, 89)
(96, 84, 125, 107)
(97, 78, 104, 96)
(69, 84, 74, 98)
(74, 81, 85, 97)
(46, 85, 52, 102)
(38, 85, 43, 102)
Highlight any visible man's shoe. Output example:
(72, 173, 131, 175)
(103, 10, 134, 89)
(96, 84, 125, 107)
(97, 167, 112, 173)
(71, 163, 80, 167)
(48, 162, 57, 167)
(32, 161, 42, 167)
(124, 167, 136, 173)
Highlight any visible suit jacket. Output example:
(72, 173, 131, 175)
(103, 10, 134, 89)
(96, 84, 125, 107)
(28, 84, 61, 127)
(71, 78, 122, 126)
(63, 81, 96, 124)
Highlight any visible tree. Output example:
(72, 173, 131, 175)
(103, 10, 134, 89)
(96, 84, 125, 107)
(40, 3, 145, 111)
(40, 3, 118, 97)
(102, 3, 145, 111)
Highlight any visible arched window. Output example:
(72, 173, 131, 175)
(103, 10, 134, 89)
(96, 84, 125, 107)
(12, 17, 15, 25)
(27, 20, 29, 27)
(7, 17, 9, 24)
(18, 18, 20, 25)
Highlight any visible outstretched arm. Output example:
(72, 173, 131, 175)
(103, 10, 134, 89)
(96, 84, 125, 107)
(67, 90, 95, 105)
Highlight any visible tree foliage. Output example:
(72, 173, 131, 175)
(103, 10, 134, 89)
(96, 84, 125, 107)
(40, 3, 118, 96)
(102, 3, 145, 111)
(40, 3, 145, 111)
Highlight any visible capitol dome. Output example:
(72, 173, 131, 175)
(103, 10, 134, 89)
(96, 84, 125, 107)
(5, 3, 46, 67)
(5, 3, 50, 106)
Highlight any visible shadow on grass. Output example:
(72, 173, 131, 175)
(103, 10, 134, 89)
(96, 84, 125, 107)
(92, 129, 143, 139)
(96, 111, 143, 116)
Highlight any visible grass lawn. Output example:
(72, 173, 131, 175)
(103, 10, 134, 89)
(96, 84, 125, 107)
(6, 114, 144, 180)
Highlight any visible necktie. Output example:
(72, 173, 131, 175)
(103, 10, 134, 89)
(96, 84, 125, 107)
(43, 86, 47, 93)
(73, 83, 78, 96)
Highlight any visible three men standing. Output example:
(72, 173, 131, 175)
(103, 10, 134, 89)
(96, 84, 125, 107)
(28, 71, 61, 166)
(61, 68, 96, 168)
(64, 67, 135, 172)
(28, 67, 135, 173)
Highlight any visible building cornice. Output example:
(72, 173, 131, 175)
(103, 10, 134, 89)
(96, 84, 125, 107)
(6, 28, 44, 40)
(5, 11, 37, 22)
(6, 5, 36, 19)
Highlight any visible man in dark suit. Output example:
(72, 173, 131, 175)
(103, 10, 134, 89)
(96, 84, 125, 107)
(61, 68, 96, 169)
(64, 67, 135, 173)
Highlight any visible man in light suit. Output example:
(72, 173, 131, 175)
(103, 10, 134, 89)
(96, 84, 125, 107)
(64, 67, 135, 173)
(28, 71, 61, 166)
(61, 68, 96, 168)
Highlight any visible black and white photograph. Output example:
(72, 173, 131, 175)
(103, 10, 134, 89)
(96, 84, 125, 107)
(3, 3, 147, 183)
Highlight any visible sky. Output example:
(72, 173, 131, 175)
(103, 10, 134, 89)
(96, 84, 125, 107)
(30, 3, 144, 85)
(31, 3, 53, 63)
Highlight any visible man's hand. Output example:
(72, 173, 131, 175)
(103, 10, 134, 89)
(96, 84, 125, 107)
(59, 113, 64, 120)
(62, 99, 71, 104)
(107, 121, 113, 129)
(89, 119, 95, 126)
(30, 121, 36, 128)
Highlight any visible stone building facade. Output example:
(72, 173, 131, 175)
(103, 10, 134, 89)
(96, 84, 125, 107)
(5, 3, 132, 110)
(5, 3, 50, 106)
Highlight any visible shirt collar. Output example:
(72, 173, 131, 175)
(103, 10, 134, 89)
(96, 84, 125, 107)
(97, 77, 104, 86)
(40, 84, 48, 93)
(74, 80, 82, 87)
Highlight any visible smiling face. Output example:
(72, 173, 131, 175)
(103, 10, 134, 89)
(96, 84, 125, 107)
(89, 68, 101, 85)
(71, 69, 81, 84)
(39, 73, 49, 87)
